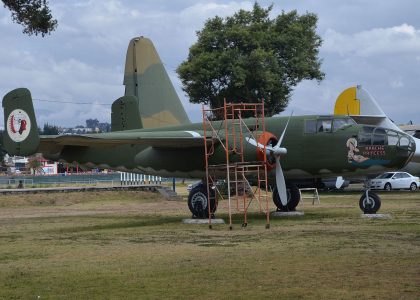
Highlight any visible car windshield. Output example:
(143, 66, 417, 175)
(376, 173, 394, 179)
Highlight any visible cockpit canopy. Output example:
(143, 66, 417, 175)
(358, 126, 415, 150)
(305, 117, 355, 133)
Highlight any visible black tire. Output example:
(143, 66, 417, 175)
(359, 192, 381, 214)
(409, 182, 417, 191)
(188, 184, 216, 218)
(273, 183, 300, 211)
(384, 183, 392, 191)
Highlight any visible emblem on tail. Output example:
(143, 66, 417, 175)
(2, 88, 40, 156)
(7, 109, 31, 142)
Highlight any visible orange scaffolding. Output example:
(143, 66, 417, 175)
(202, 100, 270, 229)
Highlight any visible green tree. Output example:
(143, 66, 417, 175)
(2, 0, 57, 36)
(86, 118, 99, 129)
(27, 156, 43, 174)
(177, 3, 324, 117)
(42, 123, 59, 135)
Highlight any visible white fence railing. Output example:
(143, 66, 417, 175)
(119, 172, 162, 185)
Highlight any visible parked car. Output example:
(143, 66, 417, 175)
(369, 172, 419, 191)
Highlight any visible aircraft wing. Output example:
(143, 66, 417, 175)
(39, 130, 216, 150)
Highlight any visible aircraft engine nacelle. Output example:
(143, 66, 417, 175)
(246, 131, 278, 170)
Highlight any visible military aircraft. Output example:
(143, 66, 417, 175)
(3, 37, 420, 218)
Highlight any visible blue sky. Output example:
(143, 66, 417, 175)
(1, 0, 419, 127)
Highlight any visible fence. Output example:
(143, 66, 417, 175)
(0, 172, 163, 189)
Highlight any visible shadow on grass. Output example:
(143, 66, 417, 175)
(52, 215, 182, 234)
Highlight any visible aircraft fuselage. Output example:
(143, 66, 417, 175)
(44, 115, 415, 182)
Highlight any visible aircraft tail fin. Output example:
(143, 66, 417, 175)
(111, 95, 143, 131)
(334, 85, 400, 131)
(2, 88, 40, 156)
(123, 36, 190, 129)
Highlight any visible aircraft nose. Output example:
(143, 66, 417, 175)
(411, 137, 420, 163)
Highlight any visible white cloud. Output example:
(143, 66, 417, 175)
(1, 0, 420, 127)
(390, 76, 404, 89)
(323, 23, 420, 57)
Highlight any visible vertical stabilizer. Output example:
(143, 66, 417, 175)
(2, 88, 39, 156)
(334, 85, 401, 131)
(124, 37, 190, 129)
(111, 95, 142, 131)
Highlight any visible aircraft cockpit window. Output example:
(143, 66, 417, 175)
(399, 136, 410, 146)
(362, 127, 374, 133)
(386, 131, 399, 146)
(333, 118, 355, 131)
(358, 133, 371, 146)
(358, 127, 415, 150)
(372, 128, 387, 145)
(373, 134, 386, 145)
(317, 119, 332, 133)
(305, 120, 317, 133)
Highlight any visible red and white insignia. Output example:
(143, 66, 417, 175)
(7, 109, 31, 142)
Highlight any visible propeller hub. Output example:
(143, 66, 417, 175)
(273, 147, 287, 156)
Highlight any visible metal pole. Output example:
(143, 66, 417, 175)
(224, 99, 232, 230)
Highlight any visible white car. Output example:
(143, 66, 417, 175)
(369, 172, 419, 191)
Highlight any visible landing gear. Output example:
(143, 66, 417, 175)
(187, 183, 217, 218)
(359, 190, 381, 214)
(273, 183, 300, 211)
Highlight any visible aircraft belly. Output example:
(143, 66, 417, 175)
(134, 146, 206, 178)
(47, 145, 207, 178)
(49, 145, 143, 172)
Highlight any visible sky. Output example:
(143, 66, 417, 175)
(0, 0, 420, 128)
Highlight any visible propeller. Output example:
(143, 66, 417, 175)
(247, 113, 293, 206)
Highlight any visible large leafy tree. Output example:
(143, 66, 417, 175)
(2, 0, 57, 36)
(177, 3, 324, 117)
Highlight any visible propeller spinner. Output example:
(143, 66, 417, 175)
(247, 113, 293, 206)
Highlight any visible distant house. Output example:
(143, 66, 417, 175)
(4, 155, 28, 174)
(38, 157, 58, 175)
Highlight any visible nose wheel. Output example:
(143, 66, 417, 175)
(359, 190, 381, 214)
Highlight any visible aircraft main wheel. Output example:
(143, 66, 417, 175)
(188, 184, 216, 218)
(409, 182, 417, 191)
(384, 183, 392, 191)
(359, 192, 381, 214)
(273, 183, 300, 211)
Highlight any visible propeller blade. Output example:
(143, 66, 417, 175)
(275, 111, 293, 149)
(275, 157, 288, 206)
(246, 137, 274, 152)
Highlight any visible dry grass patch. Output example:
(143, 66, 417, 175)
(0, 190, 419, 299)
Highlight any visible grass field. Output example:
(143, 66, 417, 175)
(0, 189, 419, 299)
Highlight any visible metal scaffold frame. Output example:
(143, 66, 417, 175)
(202, 100, 271, 229)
